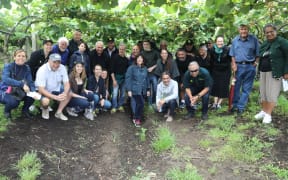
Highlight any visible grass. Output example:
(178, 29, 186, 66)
(152, 126, 176, 153)
(14, 151, 43, 180)
(0, 174, 9, 180)
(210, 136, 272, 163)
(276, 95, 288, 115)
(166, 164, 203, 180)
(263, 164, 288, 179)
(139, 128, 147, 142)
(198, 139, 214, 149)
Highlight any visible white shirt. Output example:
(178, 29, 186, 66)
(35, 63, 69, 93)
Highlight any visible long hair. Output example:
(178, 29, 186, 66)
(71, 63, 87, 81)
(134, 54, 146, 67)
(160, 49, 172, 71)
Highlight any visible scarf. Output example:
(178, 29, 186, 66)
(214, 44, 223, 62)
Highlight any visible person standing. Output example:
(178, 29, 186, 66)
(51, 37, 70, 66)
(126, 55, 150, 127)
(210, 35, 232, 109)
(141, 39, 160, 106)
(156, 72, 178, 122)
(229, 23, 260, 115)
(110, 43, 129, 113)
(183, 61, 213, 120)
(255, 24, 288, 123)
(175, 48, 193, 108)
(69, 42, 91, 75)
(27, 39, 53, 81)
(89, 41, 108, 74)
(68, 29, 83, 57)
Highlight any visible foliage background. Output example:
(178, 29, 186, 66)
(0, 0, 288, 57)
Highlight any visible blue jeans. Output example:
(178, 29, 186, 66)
(67, 92, 94, 110)
(132, 95, 144, 119)
(161, 99, 177, 117)
(0, 93, 34, 113)
(185, 90, 210, 115)
(93, 94, 112, 110)
(130, 96, 136, 115)
(233, 64, 256, 110)
(148, 74, 158, 104)
(112, 81, 126, 109)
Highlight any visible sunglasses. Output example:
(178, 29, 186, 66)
(190, 69, 199, 73)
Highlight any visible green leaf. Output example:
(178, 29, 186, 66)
(153, 0, 166, 7)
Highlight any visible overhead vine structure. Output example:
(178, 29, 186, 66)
(0, 0, 287, 53)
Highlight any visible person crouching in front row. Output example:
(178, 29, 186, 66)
(156, 72, 179, 122)
(35, 53, 73, 121)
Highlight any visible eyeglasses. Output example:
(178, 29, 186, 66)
(190, 69, 199, 73)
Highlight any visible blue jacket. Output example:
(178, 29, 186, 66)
(0, 62, 35, 91)
(125, 65, 149, 95)
(52, 45, 69, 65)
(69, 50, 91, 75)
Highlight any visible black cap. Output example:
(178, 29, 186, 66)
(107, 37, 114, 42)
(43, 39, 53, 45)
(185, 39, 194, 45)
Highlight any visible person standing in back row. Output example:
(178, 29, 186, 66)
(254, 24, 288, 124)
(229, 23, 260, 115)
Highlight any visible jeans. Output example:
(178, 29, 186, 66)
(130, 96, 136, 115)
(233, 64, 256, 110)
(0, 93, 34, 113)
(148, 74, 158, 104)
(132, 95, 144, 119)
(185, 90, 209, 115)
(112, 81, 126, 109)
(161, 99, 177, 117)
(93, 94, 112, 110)
(68, 92, 94, 110)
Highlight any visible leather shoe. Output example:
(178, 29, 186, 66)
(237, 109, 244, 116)
(4, 112, 12, 120)
(22, 111, 34, 119)
(201, 113, 208, 120)
(184, 112, 195, 120)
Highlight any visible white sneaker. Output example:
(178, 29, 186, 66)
(84, 109, 94, 120)
(55, 112, 68, 121)
(66, 107, 78, 117)
(262, 114, 272, 124)
(41, 108, 49, 119)
(254, 110, 265, 120)
(166, 116, 173, 122)
(40, 106, 53, 112)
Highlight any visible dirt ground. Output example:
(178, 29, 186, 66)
(0, 106, 287, 179)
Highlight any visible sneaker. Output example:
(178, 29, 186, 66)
(184, 112, 194, 120)
(254, 110, 265, 120)
(41, 108, 49, 119)
(216, 104, 221, 109)
(133, 119, 141, 127)
(40, 106, 53, 112)
(230, 107, 237, 113)
(166, 116, 173, 122)
(262, 114, 272, 124)
(55, 112, 68, 121)
(66, 107, 78, 117)
(84, 109, 94, 121)
(111, 108, 117, 114)
(179, 101, 185, 109)
(29, 105, 36, 112)
(118, 106, 125, 112)
(201, 113, 208, 120)
(211, 103, 217, 110)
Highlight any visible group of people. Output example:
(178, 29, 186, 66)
(0, 23, 287, 126)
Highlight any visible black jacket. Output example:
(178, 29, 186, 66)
(87, 76, 107, 99)
(26, 49, 50, 81)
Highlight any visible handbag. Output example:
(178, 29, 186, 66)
(9, 86, 26, 100)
